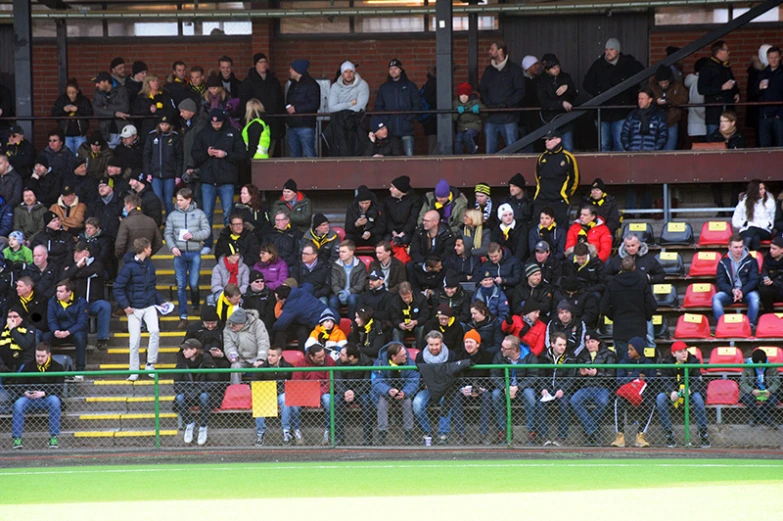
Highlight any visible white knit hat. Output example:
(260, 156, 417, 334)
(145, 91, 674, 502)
(340, 61, 355, 74)
(759, 45, 772, 67)
(521, 55, 538, 71)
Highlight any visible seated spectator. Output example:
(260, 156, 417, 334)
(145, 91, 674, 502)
(712, 234, 760, 327)
(707, 110, 745, 149)
(410, 210, 455, 266)
(212, 283, 242, 325)
(13, 188, 47, 240)
(334, 343, 375, 446)
(372, 342, 419, 445)
(358, 269, 392, 321)
(471, 183, 497, 229)
(76, 131, 112, 181)
(565, 204, 612, 263)
(409, 255, 445, 302)
(508, 263, 554, 319)
(369, 241, 406, 295)
(504, 173, 534, 226)
(172, 338, 219, 446)
(345, 186, 382, 247)
(114, 194, 163, 261)
(545, 300, 585, 357)
(453, 83, 485, 154)
(242, 270, 276, 333)
(128, 171, 163, 228)
(213, 245, 249, 298)
(759, 236, 783, 313)
(290, 243, 330, 306)
(31, 212, 75, 269)
(620, 88, 667, 151)
(501, 300, 547, 357)
(731, 179, 775, 250)
(215, 211, 260, 269)
(553, 277, 599, 330)
(23, 245, 60, 300)
(11, 343, 64, 450)
(3, 231, 32, 266)
(419, 179, 468, 236)
(223, 307, 270, 385)
(291, 344, 336, 446)
(413, 331, 458, 445)
(467, 299, 504, 354)
(0, 306, 36, 372)
(451, 329, 493, 444)
(252, 346, 296, 446)
(1, 125, 36, 180)
(80, 218, 113, 275)
(266, 210, 301, 268)
(142, 110, 182, 216)
(302, 213, 340, 264)
(562, 243, 607, 297)
(570, 330, 616, 446)
(527, 240, 562, 286)
(271, 284, 326, 351)
(611, 337, 655, 448)
(48, 184, 86, 237)
(381, 175, 422, 247)
(443, 236, 478, 283)
(184, 307, 229, 372)
(491, 204, 527, 261)
(434, 275, 472, 324)
(478, 242, 521, 296)
(656, 341, 710, 448)
(43, 280, 88, 373)
(27, 156, 62, 209)
(305, 308, 347, 357)
(462, 209, 490, 258)
(528, 207, 566, 261)
(583, 179, 620, 236)
(538, 332, 576, 446)
(112, 125, 143, 172)
(59, 242, 110, 351)
(472, 269, 510, 323)
(50, 79, 93, 155)
(329, 240, 366, 321)
(423, 304, 464, 352)
(349, 306, 389, 360)
(65, 158, 98, 209)
(270, 179, 312, 232)
(740, 349, 781, 428)
(389, 281, 429, 345)
(490, 335, 539, 445)
(41, 130, 75, 178)
(235, 184, 272, 241)
(9, 276, 50, 335)
(253, 243, 287, 291)
(606, 234, 664, 284)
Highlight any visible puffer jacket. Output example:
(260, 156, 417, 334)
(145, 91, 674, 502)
(191, 124, 246, 186)
(222, 309, 270, 363)
(479, 58, 526, 125)
(382, 191, 423, 244)
(620, 107, 668, 151)
(600, 269, 657, 341)
(528, 223, 567, 260)
(606, 241, 665, 284)
(286, 73, 321, 128)
(51, 93, 93, 137)
(212, 256, 250, 295)
(31, 227, 74, 269)
(471, 285, 510, 322)
(545, 316, 586, 357)
(41, 146, 75, 178)
(47, 294, 88, 335)
(418, 186, 468, 236)
(565, 218, 613, 263)
(272, 286, 327, 332)
(270, 192, 312, 231)
(143, 129, 183, 180)
(583, 192, 621, 235)
(732, 195, 776, 234)
(476, 251, 523, 292)
(501, 316, 547, 356)
(375, 71, 420, 137)
(92, 85, 130, 142)
(252, 257, 288, 291)
(164, 202, 211, 253)
(113, 251, 164, 309)
(329, 73, 370, 113)
(452, 95, 485, 133)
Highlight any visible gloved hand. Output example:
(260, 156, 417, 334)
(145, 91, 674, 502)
(339, 290, 350, 304)
(471, 104, 480, 114)
(457, 106, 465, 114)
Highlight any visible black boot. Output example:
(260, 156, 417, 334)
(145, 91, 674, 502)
(377, 430, 387, 446)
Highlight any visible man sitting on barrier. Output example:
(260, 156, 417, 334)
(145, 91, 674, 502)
(334, 343, 375, 446)
(656, 341, 710, 448)
(452, 329, 493, 445)
(490, 335, 540, 445)
(413, 331, 458, 445)
(570, 329, 616, 446)
(291, 343, 335, 446)
(253, 346, 297, 446)
(173, 338, 219, 447)
(372, 342, 419, 446)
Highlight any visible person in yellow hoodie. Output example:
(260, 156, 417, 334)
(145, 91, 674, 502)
(305, 308, 347, 360)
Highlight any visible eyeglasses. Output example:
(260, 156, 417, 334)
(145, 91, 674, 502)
(230, 222, 243, 227)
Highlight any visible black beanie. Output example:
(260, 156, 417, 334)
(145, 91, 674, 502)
(132, 61, 148, 76)
(110, 57, 125, 70)
(356, 185, 374, 202)
(253, 52, 268, 64)
(591, 178, 606, 192)
(284, 178, 297, 192)
(655, 64, 673, 82)
(43, 210, 58, 227)
(390, 175, 411, 193)
(509, 173, 525, 189)
(312, 213, 328, 229)
(202, 306, 219, 322)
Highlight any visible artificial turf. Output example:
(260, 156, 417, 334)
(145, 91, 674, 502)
(1, 459, 781, 504)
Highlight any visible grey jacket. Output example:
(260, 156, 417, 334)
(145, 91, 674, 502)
(212, 256, 250, 296)
(92, 86, 130, 141)
(328, 73, 370, 113)
(330, 258, 367, 296)
(164, 202, 211, 253)
(181, 115, 207, 175)
(222, 309, 270, 363)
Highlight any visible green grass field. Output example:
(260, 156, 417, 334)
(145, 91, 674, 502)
(2, 459, 782, 505)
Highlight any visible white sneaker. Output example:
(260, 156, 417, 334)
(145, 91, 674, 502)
(321, 429, 330, 446)
(200, 247, 212, 255)
(294, 429, 304, 446)
(145, 363, 155, 378)
(71, 375, 84, 382)
(197, 426, 208, 446)
(126, 374, 139, 382)
(184, 423, 195, 444)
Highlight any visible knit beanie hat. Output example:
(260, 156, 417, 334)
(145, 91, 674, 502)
(132, 61, 148, 76)
(605, 38, 621, 52)
(8, 231, 24, 244)
(557, 300, 575, 314)
(475, 182, 491, 196)
(283, 178, 298, 192)
(340, 61, 355, 74)
(391, 175, 411, 193)
(291, 59, 310, 75)
(312, 213, 329, 229)
(524, 263, 541, 279)
(463, 329, 481, 344)
(319, 308, 337, 324)
(497, 203, 513, 221)
(509, 173, 525, 189)
(434, 179, 450, 198)
(253, 52, 268, 64)
(456, 82, 472, 97)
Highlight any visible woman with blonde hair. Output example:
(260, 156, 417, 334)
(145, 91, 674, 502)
(462, 208, 489, 257)
(242, 98, 271, 159)
(132, 74, 174, 140)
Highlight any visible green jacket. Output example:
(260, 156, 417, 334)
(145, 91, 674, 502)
(418, 187, 469, 237)
(452, 96, 485, 133)
(270, 192, 312, 232)
(740, 365, 781, 395)
(13, 202, 48, 240)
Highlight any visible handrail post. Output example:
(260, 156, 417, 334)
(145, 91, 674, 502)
(683, 369, 691, 446)
(596, 107, 602, 151)
(329, 368, 335, 447)
(504, 368, 512, 445)
(153, 370, 161, 449)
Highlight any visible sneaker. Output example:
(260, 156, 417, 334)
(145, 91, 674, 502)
(201, 246, 212, 255)
(437, 434, 448, 446)
(665, 432, 676, 448)
(282, 430, 292, 446)
(699, 429, 711, 448)
(12, 437, 22, 450)
(551, 439, 563, 447)
(634, 432, 650, 448)
(145, 363, 155, 378)
(543, 440, 554, 447)
(294, 429, 304, 446)
(112, 308, 127, 318)
(96, 339, 108, 351)
(526, 432, 539, 446)
(197, 426, 208, 446)
(255, 433, 265, 447)
(177, 319, 188, 330)
(184, 422, 195, 444)
(321, 429, 330, 446)
(71, 375, 84, 382)
(611, 432, 625, 447)
(48, 436, 59, 449)
(126, 374, 139, 382)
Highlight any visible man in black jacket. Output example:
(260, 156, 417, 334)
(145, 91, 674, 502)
(562, 243, 607, 298)
(128, 172, 163, 228)
(537, 53, 577, 152)
(334, 343, 375, 445)
(479, 40, 525, 154)
(265, 210, 301, 268)
(533, 130, 579, 228)
(434, 275, 472, 324)
(285, 59, 320, 158)
(569, 330, 616, 446)
(252, 346, 295, 446)
(698, 40, 740, 136)
(184, 306, 229, 372)
(754, 46, 783, 147)
(364, 117, 403, 158)
(389, 281, 429, 345)
(28, 157, 62, 209)
(553, 276, 598, 330)
(375, 59, 420, 156)
(504, 173, 534, 226)
(9, 277, 50, 335)
(759, 236, 783, 313)
(0, 307, 36, 373)
(214, 212, 260, 268)
(409, 210, 454, 265)
(423, 304, 464, 353)
(59, 242, 110, 350)
(538, 332, 577, 445)
(382, 176, 422, 247)
(1, 126, 36, 181)
(240, 53, 285, 155)
(291, 243, 331, 305)
(85, 178, 124, 240)
(369, 241, 406, 295)
(452, 329, 494, 444)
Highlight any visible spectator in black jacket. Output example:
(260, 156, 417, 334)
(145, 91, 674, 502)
(242, 270, 276, 334)
(382, 176, 422, 246)
(607, 234, 664, 284)
(86, 179, 123, 239)
(389, 281, 429, 344)
(528, 208, 567, 262)
(504, 173, 534, 226)
(128, 171, 163, 228)
(490, 335, 539, 444)
(479, 40, 526, 154)
(1, 126, 36, 181)
(291, 243, 331, 306)
(81, 217, 114, 277)
(358, 269, 393, 322)
(707, 109, 746, 149)
(753, 46, 783, 147)
(491, 203, 528, 262)
(698, 40, 740, 135)
(422, 303, 463, 353)
(553, 276, 599, 330)
(349, 306, 389, 360)
(285, 60, 320, 158)
(240, 53, 286, 155)
(365, 117, 403, 158)
(562, 243, 607, 298)
(443, 235, 478, 283)
(31, 213, 74, 271)
(334, 343, 375, 445)
(184, 306, 229, 372)
(0, 154, 23, 209)
(214, 212, 260, 269)
(583, 178, 621, 236)
(410, 210, 455, 265)
(509, 263, 555, 319)
(538, 332, 577, 445)
(9, 276, 50, 335)
(142, 110, 183, 216)
(28, 156, 61, 209)
(375, 59, 420, 156)
(435, 275, 472, 324)
(570, 330, 616, 446)
(252, 345, 296, 445)
(265, 209, 301, 268)
(409, 256, 445, 301)
(51, 79, 93, 156)
(0, 307, 36, 373)
(58, 242, 110, 350)
(369, 241, 406, 295)
(538, 53, 577, 152)
(452, 328, 494, 444)
(172, 338, 220, 447)
(527, 240, 562, 286)
(345, 185, 382, 247)
(759, 236, 783, 313)
(113, 125, 143, 171)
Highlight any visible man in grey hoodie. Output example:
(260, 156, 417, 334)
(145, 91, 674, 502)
(713, 234, 760, 327)
(328, 61, 369, 113)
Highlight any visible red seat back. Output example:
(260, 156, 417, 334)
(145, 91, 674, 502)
(682, 283, 716, 308)
(698, 221, 732, 246)
(687, 345, 704, 363)
(704, 346, 744, 373)
(705, 379, 740, 405)
(755, 313, 783, 339)
(406, 347, 420, 362)
(687, 251, 721, 277)
(220, 384, 252, 410)
(281, 350, 305, 366)
(332, 226, 346, 241)
(756, 346, 783, 372)
(748, 250, 763, 273)
(714, 314, 752, 339)
(674, 313, 711, 339)
(339, 318, 353, 336)
(358, 255, 374, 271)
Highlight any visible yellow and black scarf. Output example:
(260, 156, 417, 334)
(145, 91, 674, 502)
(216, 294, 235, 322)
(37, 356, 52, 372)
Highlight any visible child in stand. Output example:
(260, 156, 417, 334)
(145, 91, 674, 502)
(453, 82, 486, 154)
(3, 231, 33, 266)
(305, 308, 347, 360)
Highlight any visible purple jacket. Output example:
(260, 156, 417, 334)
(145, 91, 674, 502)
(253, 257, 289, 290)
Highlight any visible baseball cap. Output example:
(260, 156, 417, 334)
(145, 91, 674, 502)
(535, 241, 550, 253)
(120, 125, 137, 138)
(92, 71, 112, 83)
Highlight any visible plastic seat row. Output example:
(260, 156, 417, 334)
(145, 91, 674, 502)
(674, 313, 783, 339)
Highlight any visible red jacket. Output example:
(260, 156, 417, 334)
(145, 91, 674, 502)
(501, 316, 546, 356)
(293, 355, 335, 395)
(565, 219, 613, 262)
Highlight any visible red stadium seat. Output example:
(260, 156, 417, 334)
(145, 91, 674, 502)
(748, 250, 763, 273)
(706, 379, 740, 405)
(682, 283, 716, 308)
(358, 255, 374, 271)
(220, 384, 252, 410)
(339, 318, 353, 336)
(714, 314, 752, 339)
(688, 251, 721, 277)
(704, 346, 744, 373)
(281, 350, 305, 366)
(755, 346, 783, 372)
(687, 345, 704, 363)
(332, 226, 346, 241)
(674, 313, 711, 339)
(698, 221, 732, 246)
(406, 347, 420, 361)
(755, 313, 783, 338)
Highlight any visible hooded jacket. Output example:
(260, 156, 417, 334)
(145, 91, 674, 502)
(443, 236, 479, 283)
(565, 217, 613, 263)
(452, 95, 485, 133)
(329, 73, 370, 113)
(479, 58, 526, 125)
(467, 317, 505, 354)
(242, 286, 276, 333)
(606, 241, 665, 285)
(600, 269, 657, 341)
(562, 254, 607, 295)
(113, 251, 165, 309)
(31, 227, 74, 269)
(434, 286, 472, 324)
(239, 68, 286, 139)
(272, 286, 327, 332)
(375, 71, 420, 137)
(371, 343, 420, 398)
(418, 186, 468, 236)
(164, 201, 211, 254)
(286, 72, 321, 129)
(223, 309, 270, 363)
(716, 248, 759, 296)
(740, 364, 781, 395)
(583, 53, 645, 122)
(270, 192, 312, 231)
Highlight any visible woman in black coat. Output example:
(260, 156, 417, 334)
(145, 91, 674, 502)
(51, 78, 94, 155)
(132, 75, 175, 142)
(349, 307, 390, 360)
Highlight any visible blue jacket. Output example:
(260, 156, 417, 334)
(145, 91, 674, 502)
(616, 354, 655, 386)
(286, 73, 321, 128)
(113, 251, 164, 309)
(716, 249, 759, 297)
(375, 72, 420, 138)
(472, 285, 510, 322)
(271, 286, 326, 331)
(620, 107, 668, 151)
(0, 197, 13, 238)
(371, 343, 420, 398)
(47, 294, 88, 336)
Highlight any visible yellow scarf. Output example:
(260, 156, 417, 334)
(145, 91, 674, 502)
(19, 291, 34, 313)
(37, 356, 52, 372)
(438, 317, 455, 332)
(230, 233, 241, 241)
(434, 193, 453, 210)
(58, 294, 75, 310)
(216, 294, 234, 322)
(402, 303, 412, 324)
(364, 319, 374, 334)
(592, 195, 606, 207)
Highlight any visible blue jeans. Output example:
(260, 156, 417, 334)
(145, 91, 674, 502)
(758, 116, 783, 147)
(485, 122, 518, 154)
(712, 290, 760, 326)
(106, 133, 121, 149)
(287, 127, 316, 158)
(329, 294, 359, 324)
(174, 392, 212, 427)
(538, 394, 571, 440)
(561, 129, 574, 152)
(600, 120, 624, 152)
(491, 387, 537, 432)
(12, 395, 61, 437)
(42, 331, 87, 371)
(656, 391, 707, 432)
(454, 129, 479, 154)
(570, 387, 611, 436)
(174, 250, 202, 318)
(413, 389, 452, 435)
(291, 393, 331, 429)
(201, 183, 234, 247)
(740, 392, 779, 424)
(400, 135, 414, 157)
(706, 123, 719, 136)
(451, 389, 492, 436)
(152, 178, 176, 217)
(65, 136, 86, 156)
(255, 393, 292, 434)
(87, 300, 111, 341)
(664, 124, 678, 150)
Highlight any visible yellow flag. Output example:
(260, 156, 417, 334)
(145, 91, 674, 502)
(251, 381, 278, 418)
